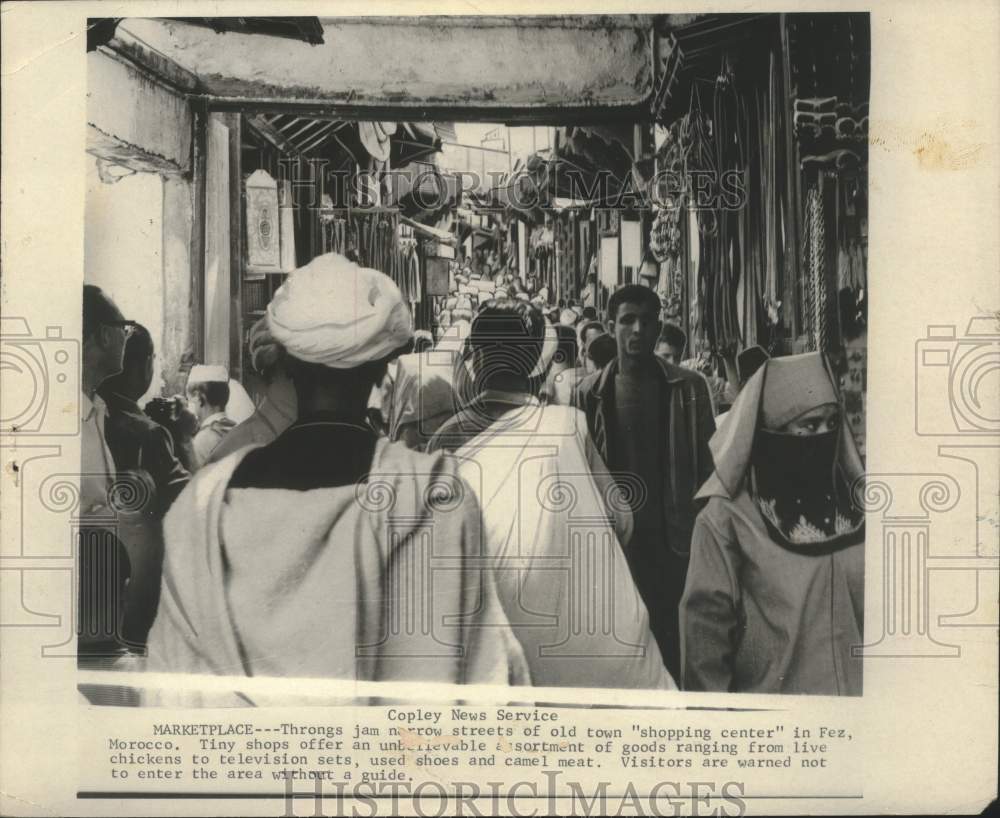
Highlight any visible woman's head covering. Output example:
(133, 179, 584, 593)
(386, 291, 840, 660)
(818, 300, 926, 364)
(760, 353, 837, 429)
(267, 253, 412, 369)
(698, 351, 864, 504)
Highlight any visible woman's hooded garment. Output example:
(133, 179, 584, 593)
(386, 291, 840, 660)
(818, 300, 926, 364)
(681, 352, 866, 696)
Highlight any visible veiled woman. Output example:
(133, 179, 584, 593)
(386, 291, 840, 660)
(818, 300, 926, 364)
(681, 352, 865, 696)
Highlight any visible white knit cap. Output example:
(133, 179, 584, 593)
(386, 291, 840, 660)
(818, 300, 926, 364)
(187, 364, 228, 386)
(267, 252, 413, 369)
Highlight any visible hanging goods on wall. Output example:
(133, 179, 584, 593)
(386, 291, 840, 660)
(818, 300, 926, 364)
(805, 182, 830, 353)
(245, 169, 282, 272)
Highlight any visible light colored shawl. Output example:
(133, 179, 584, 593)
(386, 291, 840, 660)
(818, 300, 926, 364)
(144, 439, 529, 705)
(451, 403, 676, 690)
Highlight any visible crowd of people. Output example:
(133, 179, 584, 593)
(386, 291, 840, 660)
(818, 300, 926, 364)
(80, 250, 865, 702)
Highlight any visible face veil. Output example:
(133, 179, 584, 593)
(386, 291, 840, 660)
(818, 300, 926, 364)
(696, 351, 865, 554)
(750, 426, 864, 553)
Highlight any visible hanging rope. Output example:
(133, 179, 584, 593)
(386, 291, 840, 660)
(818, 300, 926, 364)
(806, 182, 829, 352)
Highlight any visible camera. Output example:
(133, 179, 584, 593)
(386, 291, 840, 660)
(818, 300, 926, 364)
(0, 317, 80, 435)
(144, 395, 198, 440)
(916, 316, 1000, 435)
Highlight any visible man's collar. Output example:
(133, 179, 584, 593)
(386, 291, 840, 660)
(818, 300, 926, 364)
(80, 391, 106, 422)
(102, 389, 140, 415)
(592, 356, 687, 401)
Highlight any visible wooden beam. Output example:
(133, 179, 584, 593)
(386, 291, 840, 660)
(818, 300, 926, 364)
(246, 114, 300, 156)
(203, 97, 653, 126)
(226, 113, 245, 383)
(188, 100, 208, 366)
(297, 121, 343, 155)
(284, 118, 330, 145)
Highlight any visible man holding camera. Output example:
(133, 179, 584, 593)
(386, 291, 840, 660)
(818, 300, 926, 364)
(98, 323, 189, 518)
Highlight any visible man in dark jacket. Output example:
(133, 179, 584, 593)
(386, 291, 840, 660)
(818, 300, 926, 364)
(574, 284, 715, 679)
(98, 324, 189, 518)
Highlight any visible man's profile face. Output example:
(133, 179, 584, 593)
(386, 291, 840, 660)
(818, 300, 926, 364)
(654, 341, 681, 366)
(581, 326, 604, 350)
(611, 300, 660, 362)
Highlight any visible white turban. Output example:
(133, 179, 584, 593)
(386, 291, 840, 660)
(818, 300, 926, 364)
(267, 253, 413, 369)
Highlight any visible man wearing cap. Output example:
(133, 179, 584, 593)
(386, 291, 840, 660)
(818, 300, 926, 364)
(206, 318, 297, 464)
(426, 299, 672, 689)
(186, 365, 236, 470)
(145, 254, 528, 704)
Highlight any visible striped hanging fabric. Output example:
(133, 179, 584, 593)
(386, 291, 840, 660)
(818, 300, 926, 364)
(806, 183, 829, 352)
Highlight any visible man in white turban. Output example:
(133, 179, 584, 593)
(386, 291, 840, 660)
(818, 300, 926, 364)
(146, 254, 528, 705)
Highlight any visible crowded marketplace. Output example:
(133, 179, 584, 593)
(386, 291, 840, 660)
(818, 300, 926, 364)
(80, 13, 870, 703)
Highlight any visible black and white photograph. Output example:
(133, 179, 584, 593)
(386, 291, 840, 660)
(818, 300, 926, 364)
(77, 13, 870, 703)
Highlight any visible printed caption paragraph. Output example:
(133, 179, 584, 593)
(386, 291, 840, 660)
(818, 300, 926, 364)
(83, 705, 863, 811)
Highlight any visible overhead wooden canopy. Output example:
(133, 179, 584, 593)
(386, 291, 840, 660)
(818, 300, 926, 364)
(108, 16, 656, 123)
(653, 14, 778, 124)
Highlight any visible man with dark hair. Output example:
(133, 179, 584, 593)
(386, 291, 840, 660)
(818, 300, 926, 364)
(146, 254, 528, 703)
(185, 365, 236, 470)
(81, 285, 128, 515)
(426, 299, 552, 452)
(426, 299, 672, 688)
(80, 286, 160, 657)
(577, 320, 607, 374)
(586, 333, 617, 371)
(578, 320, 605, 350)
(98, 323, 189, 517)
(654, 323, 687, 366)
(581, 305, 598, 322)
(575, 283, 716, 678)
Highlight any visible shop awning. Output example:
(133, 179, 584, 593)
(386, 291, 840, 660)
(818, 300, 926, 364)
(653, 14, 776, 123)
